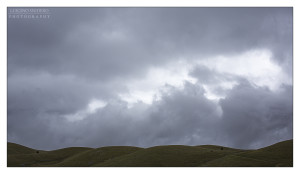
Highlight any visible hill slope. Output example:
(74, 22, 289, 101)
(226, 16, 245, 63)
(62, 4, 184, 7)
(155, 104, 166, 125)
(201, 139, 293, 167)
(7, 142, 38, 155)
(7, 139, 293, 167)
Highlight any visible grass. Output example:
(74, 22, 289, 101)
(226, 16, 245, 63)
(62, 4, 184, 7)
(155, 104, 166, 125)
(7, 139, 293, 167)
(52, 146, 143, 167)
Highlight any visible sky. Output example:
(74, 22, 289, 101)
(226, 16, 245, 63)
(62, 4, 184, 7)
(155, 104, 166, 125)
(7, 7, 293, 150)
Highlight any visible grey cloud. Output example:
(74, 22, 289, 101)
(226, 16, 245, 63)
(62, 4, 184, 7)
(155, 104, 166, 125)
(189, 65, 218, 84)
(8, 78, 292, 150)
(8, 8, 292, 80)
(189, 65, 238, 98)
(219, 81, 293, 149)
(7, 72, 126, 149)
(8, 72, 117, 114)
(189, 64, 237, 84)
(190, 63, 293, 148)
(8, 82, 221, 150)
(8, 8, 293, 150)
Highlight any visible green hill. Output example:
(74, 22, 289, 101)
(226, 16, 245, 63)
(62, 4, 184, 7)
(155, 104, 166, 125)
(7, 142, 38, 155)
(8, 145, 92, 167)
(7, 139, 293, 167)
(52, 146, 143, 167)
(201, 140, 293, 167)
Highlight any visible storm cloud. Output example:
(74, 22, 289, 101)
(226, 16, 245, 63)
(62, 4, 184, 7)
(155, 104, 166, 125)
(8, 7, 292, 150)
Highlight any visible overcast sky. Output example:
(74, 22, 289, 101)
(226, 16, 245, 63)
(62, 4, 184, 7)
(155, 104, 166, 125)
(7, 7, 293, 150)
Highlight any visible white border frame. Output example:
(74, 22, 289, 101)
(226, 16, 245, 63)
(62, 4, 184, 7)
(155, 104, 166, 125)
(1, 1, 298, 174)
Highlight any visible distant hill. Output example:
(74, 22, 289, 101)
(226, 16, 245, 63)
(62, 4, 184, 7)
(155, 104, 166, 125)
(7, 139, 293, 167)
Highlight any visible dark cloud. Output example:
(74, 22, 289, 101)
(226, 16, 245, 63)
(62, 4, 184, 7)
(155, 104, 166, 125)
(189, 64, 237, 84)
(219, 81, 293, 149)
(8, 8, 292, 150)
(8, 82, 219, 149)
(8, 8, 292, 80)
(7, 80, 293, 150)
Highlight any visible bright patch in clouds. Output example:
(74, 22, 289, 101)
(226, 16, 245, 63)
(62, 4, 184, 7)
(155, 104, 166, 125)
(199, 49, 291, 91)
(203, 81, 238, 100)
(119, 60, 197, 106)
(87, 99, 107, 114)
(119, 49, 290, 105)
(65, 99, 107, 121)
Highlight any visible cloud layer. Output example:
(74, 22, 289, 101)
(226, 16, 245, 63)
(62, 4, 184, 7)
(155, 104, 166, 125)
(8, 8, 292, 150)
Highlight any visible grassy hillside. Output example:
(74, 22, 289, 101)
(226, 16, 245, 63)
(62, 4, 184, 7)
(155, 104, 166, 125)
(94, 145, 243, 167)
(201, 140, 293, 167)
(52, 146, 143, 167)
(7, 142, 38, 155)
(7, 139, 293, 167)
(8, 145, 92, 167)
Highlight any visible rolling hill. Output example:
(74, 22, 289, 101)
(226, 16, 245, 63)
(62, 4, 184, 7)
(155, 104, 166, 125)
(7, 139, 293, 167)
